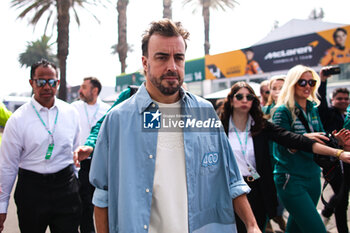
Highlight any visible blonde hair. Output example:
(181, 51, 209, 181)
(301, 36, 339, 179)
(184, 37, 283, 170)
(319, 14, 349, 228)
(275, 65, 321, 121)
(266, 75, 286, 106)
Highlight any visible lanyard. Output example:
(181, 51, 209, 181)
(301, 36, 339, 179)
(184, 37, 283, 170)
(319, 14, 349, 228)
(31, 103, 58, 140)
(84, 102, 100, 128)
(232, 117, 250, 157)
(31, 103, 58, 160)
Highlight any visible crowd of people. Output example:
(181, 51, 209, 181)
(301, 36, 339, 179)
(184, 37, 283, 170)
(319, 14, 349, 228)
(0, 18, 349, 233)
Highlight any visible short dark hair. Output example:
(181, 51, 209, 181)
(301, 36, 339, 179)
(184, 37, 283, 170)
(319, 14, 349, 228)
(333, 28, 347, 41)
(141, 19, 190, 57)
(30, 59, 58, 79)
(332, 88, 349, 98)
(244, 47, 254, 53)
(84, 77, 102, 95)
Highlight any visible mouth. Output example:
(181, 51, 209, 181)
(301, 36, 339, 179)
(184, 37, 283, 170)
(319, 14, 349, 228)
(162, 75, 179, 80)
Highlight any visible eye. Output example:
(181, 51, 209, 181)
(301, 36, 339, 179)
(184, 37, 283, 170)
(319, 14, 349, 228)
(175, 55, 185, 61)
(156, 55, 167, 60)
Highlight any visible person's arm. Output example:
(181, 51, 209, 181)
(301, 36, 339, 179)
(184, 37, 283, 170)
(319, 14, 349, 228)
(320, 48, 333, 66)
(0, 117, 22, 232)
(0, 103, 11, 127)
(312, 142, 350, 163)
(95, 206, 109, 233)
(265, 121, 316, 153)
(0, 213, 6, 232)
(233, 195, 261, 233)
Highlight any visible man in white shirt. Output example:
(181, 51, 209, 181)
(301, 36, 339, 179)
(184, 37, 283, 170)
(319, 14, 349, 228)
(72, 77, 110, 233)
(0, 59, 81, 233)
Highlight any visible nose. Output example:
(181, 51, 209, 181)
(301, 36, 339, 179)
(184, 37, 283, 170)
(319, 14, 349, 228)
(43, 82, 51, 89)
(166, 57, 177, 72)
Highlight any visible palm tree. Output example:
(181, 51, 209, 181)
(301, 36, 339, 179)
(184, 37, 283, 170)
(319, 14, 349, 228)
(19, 35, 58, 68)
(11, 0, 101, 101)
(115, 0, 129, 73)
(163, 0, 172, 19)
(183, 0, 238, 55)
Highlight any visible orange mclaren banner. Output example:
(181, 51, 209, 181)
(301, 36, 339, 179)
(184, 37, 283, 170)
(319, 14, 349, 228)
(205, 25, 350, 80)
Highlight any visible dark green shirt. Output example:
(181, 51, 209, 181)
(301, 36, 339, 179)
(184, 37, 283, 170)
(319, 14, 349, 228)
(272, 101, 324, 177)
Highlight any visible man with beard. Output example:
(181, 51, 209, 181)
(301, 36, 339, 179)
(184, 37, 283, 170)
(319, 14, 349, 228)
(0, 59, 81, 233)
(72, 77, 110, 233)
(88, 19, 261, 233)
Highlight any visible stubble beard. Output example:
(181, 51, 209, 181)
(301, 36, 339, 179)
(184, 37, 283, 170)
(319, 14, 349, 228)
(148, 66, 183, 96)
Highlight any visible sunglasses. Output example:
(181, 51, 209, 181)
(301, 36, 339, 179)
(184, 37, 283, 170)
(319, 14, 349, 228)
(234, 93, 255, 101)
(297, 79, 316, 87)
(33, 79, 58, 87)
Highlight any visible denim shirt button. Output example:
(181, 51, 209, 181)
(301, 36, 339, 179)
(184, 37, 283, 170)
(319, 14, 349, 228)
(144, 225, 148, 229)
(145, 188, 150, 193)
(149, 154, 153, 159)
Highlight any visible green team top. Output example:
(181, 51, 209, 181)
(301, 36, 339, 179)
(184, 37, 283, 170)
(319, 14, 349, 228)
(344, 109, 350, 129)
(0, 102, 12, 127)
(262, 102, 275, 116)
(272, 100, 324, 178)
(84, 88, 132, 154)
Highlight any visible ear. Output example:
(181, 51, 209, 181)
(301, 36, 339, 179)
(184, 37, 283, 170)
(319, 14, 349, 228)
(92, 87, 98, 95)
(29, 79, 34, 88)
(142, 56, 148, 73)
(56, 80, 60, 87)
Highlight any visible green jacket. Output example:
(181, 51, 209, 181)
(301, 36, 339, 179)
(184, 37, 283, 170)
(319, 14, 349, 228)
(344, 109, 350, 129)
(272, 101, 323, 178)
(262, 102, 275, 116)
(84, 88, 132, 153)
(0, 102, 12, 127)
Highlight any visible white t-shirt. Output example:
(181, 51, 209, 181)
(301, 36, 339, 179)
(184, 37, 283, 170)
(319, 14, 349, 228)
(149, 100, 188, 233)
(71, 99, 110, 145)
(228, 115, 256, 177)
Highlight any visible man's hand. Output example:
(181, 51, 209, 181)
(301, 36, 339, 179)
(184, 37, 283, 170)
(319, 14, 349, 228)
(73, 146, 93, 168)
(0, 213, 7, 232)
(246, 225, 262, 233)
(320, 66, 332, 82)
(333, 129, 350, 147)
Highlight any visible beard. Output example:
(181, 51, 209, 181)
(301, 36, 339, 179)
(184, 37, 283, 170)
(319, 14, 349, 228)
(148, 66, 183, 96)
(80, 92, 93, 103)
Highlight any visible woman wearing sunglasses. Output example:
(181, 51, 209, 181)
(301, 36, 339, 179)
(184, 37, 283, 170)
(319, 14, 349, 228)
(219, 81, 343, 233)
(271, 65, 331, 233)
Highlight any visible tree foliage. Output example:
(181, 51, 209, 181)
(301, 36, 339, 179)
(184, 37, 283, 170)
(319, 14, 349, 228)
(19, 35, 57, 68)
(11, 0, 102, 100)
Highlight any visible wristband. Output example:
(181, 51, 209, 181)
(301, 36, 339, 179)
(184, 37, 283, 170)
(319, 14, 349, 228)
(336, 149, 344, 158)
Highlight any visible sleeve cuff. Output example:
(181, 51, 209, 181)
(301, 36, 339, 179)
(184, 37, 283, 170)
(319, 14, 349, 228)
(0, 202, 9, 213)
(92, 188, 108, 208)
(229, 179, 251, 199)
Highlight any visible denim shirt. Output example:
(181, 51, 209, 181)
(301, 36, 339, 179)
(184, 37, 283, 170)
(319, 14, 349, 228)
(90, 84, 250, 233)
